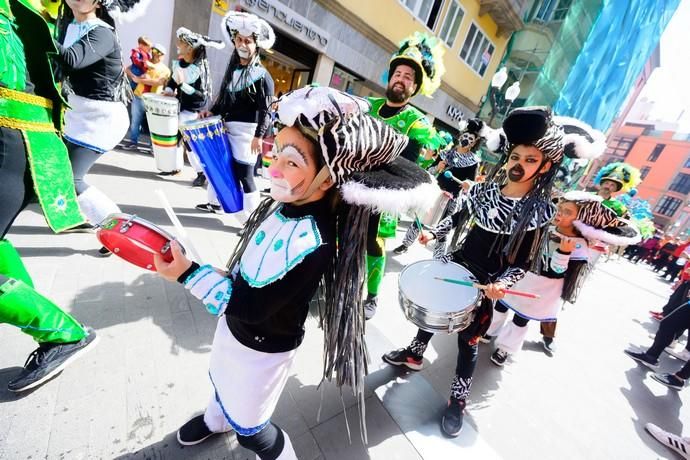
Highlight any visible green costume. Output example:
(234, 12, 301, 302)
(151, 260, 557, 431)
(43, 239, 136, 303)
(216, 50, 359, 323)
(0, 0, 87, 344)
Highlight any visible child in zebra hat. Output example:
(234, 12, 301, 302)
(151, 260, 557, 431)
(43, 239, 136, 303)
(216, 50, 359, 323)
(153, 86, 439, 457)
(383, 107, 606, 437)
(486, 190, 640, 365)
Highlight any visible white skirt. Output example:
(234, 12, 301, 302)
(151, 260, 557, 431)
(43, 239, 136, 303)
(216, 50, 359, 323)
(208, 318, 296, 434)
(501, 272, 564, 321)
(226, 121, 257, 165)
(64, 94, 129, 153)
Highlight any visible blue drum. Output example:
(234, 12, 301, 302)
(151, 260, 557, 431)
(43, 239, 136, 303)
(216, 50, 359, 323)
(180, 116, 243, 213)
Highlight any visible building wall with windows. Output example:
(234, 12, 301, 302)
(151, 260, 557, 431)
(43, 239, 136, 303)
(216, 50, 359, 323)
(592, 122, 690, 235)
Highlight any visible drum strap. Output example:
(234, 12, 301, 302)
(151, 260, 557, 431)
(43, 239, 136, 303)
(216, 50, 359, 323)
(293, 166, 332, 205)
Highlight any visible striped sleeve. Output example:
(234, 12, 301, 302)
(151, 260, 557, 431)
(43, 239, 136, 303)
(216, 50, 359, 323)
(183, 264, 232, 316)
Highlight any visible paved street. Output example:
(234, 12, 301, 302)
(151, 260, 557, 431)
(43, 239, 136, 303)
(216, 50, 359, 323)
(1, 147, 688, 460)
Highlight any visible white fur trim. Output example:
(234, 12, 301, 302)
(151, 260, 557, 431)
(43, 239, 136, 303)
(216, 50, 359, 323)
(562, 191, 602, 203)
(484, 128, 506, 153)
(554, 116, 606, 160)
(457, 119, 468, 132)
(110, 0, 152, 23)
(573, 220, 641, 246)
(340, 180, 441, 216)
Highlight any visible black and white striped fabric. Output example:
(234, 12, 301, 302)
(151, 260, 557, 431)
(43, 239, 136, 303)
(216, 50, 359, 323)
(441, 149, 479, 169)
(468, 182, 555, 233)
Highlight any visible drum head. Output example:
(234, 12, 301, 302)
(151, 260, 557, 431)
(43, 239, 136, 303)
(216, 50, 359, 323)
(96, 214, 183, 272)
(179, 115, 223, 130)
(399, 260, 480, 313)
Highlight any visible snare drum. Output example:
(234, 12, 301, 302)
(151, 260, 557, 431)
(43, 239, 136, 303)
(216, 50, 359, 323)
(180, 116, 243, 213)
(398, 260, 481, 333)
(96, 213, 183, 271)
(142, 94, 181, 173)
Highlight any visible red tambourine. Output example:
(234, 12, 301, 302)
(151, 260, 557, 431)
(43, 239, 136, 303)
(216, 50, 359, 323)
(96, 213, 184, 271)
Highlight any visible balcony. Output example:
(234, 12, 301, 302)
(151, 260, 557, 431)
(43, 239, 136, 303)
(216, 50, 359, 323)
(478, 0, 528, 37)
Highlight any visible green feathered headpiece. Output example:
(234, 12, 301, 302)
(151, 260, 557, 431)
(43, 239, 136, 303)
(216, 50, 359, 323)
(594, 162, 641, 193)
(388, 32, 445, 97)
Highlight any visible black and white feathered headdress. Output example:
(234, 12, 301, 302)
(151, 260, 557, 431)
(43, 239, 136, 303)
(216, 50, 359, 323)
(176, 27, 225, 50)
(98, 0, 151, 21)
(562, 191, 641, 246)
(275, 86, 439, 216)
(488, 108, 606, 163)
(221, 11, 276, 50)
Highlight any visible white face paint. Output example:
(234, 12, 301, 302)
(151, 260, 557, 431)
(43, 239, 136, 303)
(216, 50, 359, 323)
(269, 144, 309, 203)
(237, 47, 251, 59)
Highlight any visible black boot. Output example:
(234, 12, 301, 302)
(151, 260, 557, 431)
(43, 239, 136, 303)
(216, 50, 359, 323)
(441, 398, 466, 437)
(192, 172, 207, 187)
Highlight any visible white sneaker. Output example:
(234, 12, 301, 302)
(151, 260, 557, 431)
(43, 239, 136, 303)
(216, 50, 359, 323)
(666, 347, 690, 362)
(645, 423, 690, 459)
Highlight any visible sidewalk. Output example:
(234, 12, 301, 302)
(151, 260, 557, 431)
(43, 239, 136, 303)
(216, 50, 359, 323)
(1, 148, 688, 459)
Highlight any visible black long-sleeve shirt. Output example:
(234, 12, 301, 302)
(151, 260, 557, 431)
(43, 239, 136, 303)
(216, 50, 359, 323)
(55, 26, 122, 101)
(177, 199, 336, 353)
(166, 59, 208, 112)
(210, 63, 274, 138)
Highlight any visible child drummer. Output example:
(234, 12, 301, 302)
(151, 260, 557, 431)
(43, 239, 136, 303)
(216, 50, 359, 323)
(154, 86, 438, 459)
(383, 107, 573, 437)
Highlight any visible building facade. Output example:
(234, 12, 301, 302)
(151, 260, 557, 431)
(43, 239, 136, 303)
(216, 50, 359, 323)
(588, 121, 690, 236)
(119, 0, 521, 136)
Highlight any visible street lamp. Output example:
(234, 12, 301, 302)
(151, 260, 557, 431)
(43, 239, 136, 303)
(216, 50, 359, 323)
(487, 68, 521, 126)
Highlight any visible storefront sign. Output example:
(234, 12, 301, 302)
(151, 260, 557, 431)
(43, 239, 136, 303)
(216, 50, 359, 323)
(241, 0, 330, 52)
(446, 104, 464, 122)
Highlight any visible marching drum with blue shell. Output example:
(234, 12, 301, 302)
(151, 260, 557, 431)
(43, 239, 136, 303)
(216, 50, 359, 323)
(180, 116, 243, 213)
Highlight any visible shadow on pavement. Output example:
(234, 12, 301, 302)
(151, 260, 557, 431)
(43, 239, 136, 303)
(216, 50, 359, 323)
(13, 246, 100, 258)
(69, 274, 215, 354)
(0, 366, 42, 403)
(620, 366, 683, 459)
(113, 428, 238, 460)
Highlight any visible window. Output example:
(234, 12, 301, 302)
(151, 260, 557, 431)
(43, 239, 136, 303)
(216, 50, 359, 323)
(605, 136, 636, 159)
(669, 173, 690, 195)
(647, 143, 665, 162)
(401, 0, 444, 30)
(655, 196, 683, 217)
(640, 166, 651, 180)
(459, 23, 495, 77)
(534, 0, 571, 22)
(438, 0, 464, 47)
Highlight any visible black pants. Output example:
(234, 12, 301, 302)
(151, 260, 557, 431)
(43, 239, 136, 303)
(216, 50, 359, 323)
(647, 304, 690, 359)
(233, 160, 257, 193)
(67, 140, 101, 194)
(661, 281, 690, 316)
(236, 422, 286, 460)
(677, 357, 690, 380)
(0, 127, 34, 239)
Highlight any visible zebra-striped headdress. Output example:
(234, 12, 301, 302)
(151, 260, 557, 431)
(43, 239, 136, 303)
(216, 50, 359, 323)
(562, 191, 641, 246)
(276, 86, 439, 216)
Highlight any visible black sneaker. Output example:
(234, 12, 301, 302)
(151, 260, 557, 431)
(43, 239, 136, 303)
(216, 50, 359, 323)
(195, 203, 221, 214)
(490, 349, 508, 366)
(393, 244, 409, 255)
(98, 246, 112, 257)
(8, 328, 98, 392)
(650, 373, 686, 390)
(382, 348, 423, 371)
(441, 398, 466, 437)
(157, 169, 182, 176)
(192, 172, 207, 187)
(122, 142, 138, 151)
(177, 414, 220, 446)
(543, 337, 556, 355)
(624, 350, 659, 370)
(364, 296, 378, 320)
(478, 334, 493, 344)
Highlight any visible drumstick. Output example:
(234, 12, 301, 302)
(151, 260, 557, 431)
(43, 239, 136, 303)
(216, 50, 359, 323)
(433, 277, 540, 299)
(443, 171, 463, 184)
(155, 189, 204, 263)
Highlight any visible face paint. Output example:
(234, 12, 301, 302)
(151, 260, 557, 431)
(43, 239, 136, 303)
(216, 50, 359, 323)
(268, 144, 309, 203)
(237, 47, 251, 59)
(508, 164, 525, 182)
